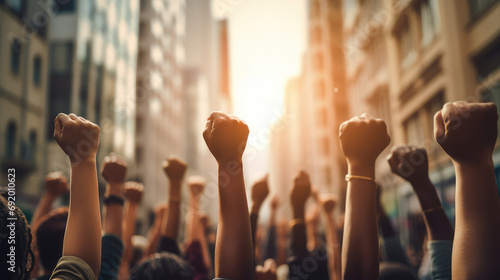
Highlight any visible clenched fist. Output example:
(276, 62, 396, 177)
(291, 171, 311, 208)
(434, 101, 498, 163)
(162, 157, 187, 181)
(101, 153, 128, 184)
(203, 112, 249, 163)
(321, 194, 338, 214)
(387, 145, 428, 183)
(255, 259, 277, 280)
(339, 114, 390, 166)
(188, 177, 205, 197)
(45, 172, 69, 197)
(124, 182, 144, 204)
(54, 113, 100, 164)
(251, 176, 269, 206)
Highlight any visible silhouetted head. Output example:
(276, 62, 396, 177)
(35, 207, 68, 274)
(379, 262, 419, 280)
(0, 191, 34, 280)
(130, 252, 194, 280)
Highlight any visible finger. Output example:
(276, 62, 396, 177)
(434, 110, 445, 143)
(264, 258, 277, 272)
(54, 117, 62, 142)
(57, 113, 72, 123)
(69, 113, 79, 120)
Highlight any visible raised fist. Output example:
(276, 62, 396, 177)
(339, 113, 390, 165)
(321, 193, 338, 214)
(124, 182, 144, 204)
(202, 112, 249, 163)
(251, 176, 269, 206)
(101, 153, 128, 184)
(387, 145, 428, 183)
(270, 194, 280, 211)
(162, 157, 187, 181)
(188, 177, 205, 197)
(255, 259, 277, 280)
(290, 171, 311, 208)
(54, 113, 100, 164)
(434, 101, 498, 163)
(45, 172, 69, 197)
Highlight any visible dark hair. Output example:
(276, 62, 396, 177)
(129, 252, 194, 280)
(35, 207, 68, 274)
(0, 192, 35, 280)
(379, 262, 419, 280)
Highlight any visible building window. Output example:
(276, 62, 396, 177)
(7, 0, 26, 17)
(11, 39, 21, 74)
(314, 52, 324, 71)
(50, 42, 73, 74)
(57, 0, 76, 13)
(311, 25, 322, 45)
(5, 121, 17, 158)
(480, 83, 500, 138)
(469, 0, 500, 18)
(397, 18, 416, 70)
(425, 93, 445, 152)
(33, 56, 42, 86)
(404, 113, 424, 145)
(25, 130, 37, 160)
(310, 0, 320, 18)
(420, 0, 440, 47)
(321, 137, 330, 155)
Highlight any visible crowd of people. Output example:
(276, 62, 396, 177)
(1, 101, 500, 280)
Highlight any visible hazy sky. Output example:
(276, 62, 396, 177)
(227, 0, 307, 182)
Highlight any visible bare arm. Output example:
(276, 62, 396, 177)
(54, 113, 102, 277)
(203, 111, 253, 280)
(120, 182, 143, 277)
(339, 114, 390, 280)
(145, 204, 166, 256)
(321, 194, 341, 280)
(161, 157, 186, 240)
(101, 153, 128, 238)
(434, 102, 500, 278)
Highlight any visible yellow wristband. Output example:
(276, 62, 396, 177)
(422, 205, 443, 214)
(289, 218, 305, 228)
(345, 174, 377, 184)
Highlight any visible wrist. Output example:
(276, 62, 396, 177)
(251, 202, 262, 214)
(348, 162, 375, 178)
(71, 157, 96, 169)
(292, 206, 305, 219)
(106, 183, 124, 197)
(218, 159, 243, 175)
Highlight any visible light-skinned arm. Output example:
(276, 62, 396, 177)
(160, 157, 187, 240)
(53, 113, 102, 278)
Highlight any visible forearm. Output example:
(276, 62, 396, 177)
(342, 164, 379, 280)
(103, 183, 124, 237)
(31, 193, 56, 227)
(411, 178, 453, 241)
(145, 216, 163, 256)
(64, 159, 102, 277)
(162, 180, 181, 239)
(453, 160, 500, 277)
(290, 205, 308, 258)
(215, 162, 253, 280)
(326, 214, 341, 280)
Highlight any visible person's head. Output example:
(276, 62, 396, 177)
(379, 262, 419, 280)
(35, 207, 68, 274)
(129, 252, 194, 280)
(0, 192, 34, 280)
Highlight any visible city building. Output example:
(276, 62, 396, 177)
(134, 0, 186, 222)
(0, 1, 50, 209)
(302, 0, 349, 197)
(342, 0, 500, 246)
(44, 0, 140, 188)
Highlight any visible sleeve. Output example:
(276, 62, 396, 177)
(185, 240, 209, 280)
(157, 236, 181, 255)
(98, 234, 124, 280)
(49, 256, 97, 280)
(428, 240, 453, 280)
(380, 236, 410, 266)
(263, 225, 277, 261)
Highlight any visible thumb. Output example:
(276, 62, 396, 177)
(54, 116, 62, 143)
(434, 110, 446, 143)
